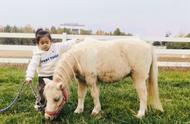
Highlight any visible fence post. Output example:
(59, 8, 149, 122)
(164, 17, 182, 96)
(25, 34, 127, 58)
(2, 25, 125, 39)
(62, 33, 67, 42)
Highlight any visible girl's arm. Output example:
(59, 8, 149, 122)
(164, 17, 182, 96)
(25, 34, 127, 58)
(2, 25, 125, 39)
(26, 50, 41, 80)
(56, 39, 83, 53)
(61, 39, 78, 51)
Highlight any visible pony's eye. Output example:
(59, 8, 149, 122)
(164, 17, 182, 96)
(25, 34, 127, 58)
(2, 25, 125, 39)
(54, 97, 60, 102)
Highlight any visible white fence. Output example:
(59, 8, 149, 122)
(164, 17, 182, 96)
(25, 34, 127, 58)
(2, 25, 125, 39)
(0, 33, 190, 67)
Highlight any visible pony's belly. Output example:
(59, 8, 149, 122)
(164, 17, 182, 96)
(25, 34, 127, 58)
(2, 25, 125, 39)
(97, 60, 131, 83)
(98, 69, 130, 83)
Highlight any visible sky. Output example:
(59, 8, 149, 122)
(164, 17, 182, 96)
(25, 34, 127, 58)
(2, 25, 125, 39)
(0, 0, 190, 37)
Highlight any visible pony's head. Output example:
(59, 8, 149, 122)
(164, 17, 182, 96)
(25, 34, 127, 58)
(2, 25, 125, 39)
(43, 78, 68, 120)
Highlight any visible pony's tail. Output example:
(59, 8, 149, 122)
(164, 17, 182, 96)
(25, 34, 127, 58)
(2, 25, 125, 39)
(147, 47, 163, 112)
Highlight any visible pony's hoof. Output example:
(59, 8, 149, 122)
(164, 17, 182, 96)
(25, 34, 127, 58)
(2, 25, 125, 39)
(74, 108, 83, 114)
(91, 109, 100, 116)
(135, 113, 144, 119)
(91, 111, 99, 116)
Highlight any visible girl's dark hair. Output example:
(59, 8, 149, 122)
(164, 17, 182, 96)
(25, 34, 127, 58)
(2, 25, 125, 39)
(35, 28, 52, 44)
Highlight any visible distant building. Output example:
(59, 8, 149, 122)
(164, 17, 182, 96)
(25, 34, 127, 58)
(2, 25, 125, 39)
(59, 23, 90, 34)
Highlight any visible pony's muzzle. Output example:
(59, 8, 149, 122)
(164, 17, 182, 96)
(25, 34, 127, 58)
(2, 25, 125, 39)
(45, 113, 56, 120)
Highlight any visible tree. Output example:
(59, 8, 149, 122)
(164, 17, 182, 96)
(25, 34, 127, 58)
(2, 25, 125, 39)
(113, 28, 125, 36)
(186, 33, 190, 37)
(12, 26, 19, 32)
(50, 26, 57, 34)
(63, 28, 71, 34)
(4, 25, 12, 32)
(113, 28, 121, 35)
(23, 24, 33, 33)
(96, 30, 105, 35)
(125, 33, 133, 36)
(80, 29, 92, 35)
(165, 32, 171, 37)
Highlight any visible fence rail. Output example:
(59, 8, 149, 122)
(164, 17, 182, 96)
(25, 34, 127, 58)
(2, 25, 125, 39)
(0, 33, 190, 67)
(1, 32, 190, 42)
(0, 45, 34, 51)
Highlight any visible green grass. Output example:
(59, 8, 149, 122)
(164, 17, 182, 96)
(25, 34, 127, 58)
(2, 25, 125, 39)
(0, 66, 190, 124)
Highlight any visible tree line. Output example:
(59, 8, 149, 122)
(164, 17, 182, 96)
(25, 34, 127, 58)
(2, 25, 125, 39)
(1, 25, 190, 49)
(154, 32, 190, 49)
(0, 25, 132, 45)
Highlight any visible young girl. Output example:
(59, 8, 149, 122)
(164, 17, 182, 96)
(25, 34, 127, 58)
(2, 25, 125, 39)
(25, 28, 77, 112)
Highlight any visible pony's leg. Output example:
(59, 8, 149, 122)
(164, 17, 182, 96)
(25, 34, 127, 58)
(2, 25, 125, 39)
(132, 74, 148, 118)
(89, 83, 101, 116)
(74, 81, 87, 114)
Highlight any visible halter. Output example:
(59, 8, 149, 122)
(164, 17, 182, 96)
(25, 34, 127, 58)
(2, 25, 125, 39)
(45, 85, 68, 117)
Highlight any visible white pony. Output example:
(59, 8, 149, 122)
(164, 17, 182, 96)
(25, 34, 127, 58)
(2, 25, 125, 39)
(43, 38, 163, 120)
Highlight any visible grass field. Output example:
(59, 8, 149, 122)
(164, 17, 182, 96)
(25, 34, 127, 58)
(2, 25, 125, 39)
(0, 66, 190, 124)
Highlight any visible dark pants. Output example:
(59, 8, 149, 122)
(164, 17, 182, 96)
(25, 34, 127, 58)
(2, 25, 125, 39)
(36, 76, 53, 110)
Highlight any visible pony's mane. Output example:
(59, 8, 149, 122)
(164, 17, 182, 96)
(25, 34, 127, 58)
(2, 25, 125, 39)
(53, 51, 80, 87)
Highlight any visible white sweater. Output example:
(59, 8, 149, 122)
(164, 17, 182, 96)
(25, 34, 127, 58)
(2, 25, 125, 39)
(26, 39, 76, 80)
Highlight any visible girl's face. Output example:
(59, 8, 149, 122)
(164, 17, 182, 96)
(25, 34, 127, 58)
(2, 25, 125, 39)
(38, 36, 52, 51)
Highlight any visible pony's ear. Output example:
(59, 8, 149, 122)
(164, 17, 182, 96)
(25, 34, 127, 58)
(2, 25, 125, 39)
(43, 78, 51, 85)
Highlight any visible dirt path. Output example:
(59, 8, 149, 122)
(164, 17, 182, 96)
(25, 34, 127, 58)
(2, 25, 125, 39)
(0, 50, 32, 58)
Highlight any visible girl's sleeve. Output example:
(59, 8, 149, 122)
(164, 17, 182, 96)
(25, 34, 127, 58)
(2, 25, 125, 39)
(60, 39, 77, 51)
(25, 51, 41, 80)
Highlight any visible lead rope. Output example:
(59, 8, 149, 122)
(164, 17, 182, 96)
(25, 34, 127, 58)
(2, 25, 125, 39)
(0, 81, 41, 113)
(0, 81, 25, 113)
(29, 83, 38, 98)
(29, 83, 45, 109)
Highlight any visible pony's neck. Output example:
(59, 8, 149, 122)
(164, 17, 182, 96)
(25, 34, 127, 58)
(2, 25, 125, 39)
(53, 52, 76, 89)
